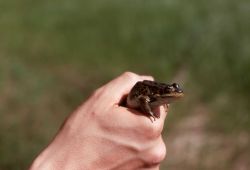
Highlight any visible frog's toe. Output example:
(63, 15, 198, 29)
(149, 116, 155, 122)
(148, 111, 158, 121)
(154, 111, 160, 119)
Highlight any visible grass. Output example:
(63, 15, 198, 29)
(0, 0, 250, 169)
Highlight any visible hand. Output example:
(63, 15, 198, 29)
(30, 72, 167, 170)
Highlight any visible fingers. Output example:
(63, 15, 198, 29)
(141, 75, 154, 81)
(151, 106, 168, 134)
(111, 105, 168, 140)
(140, 136, 166, 166)
(140, 105, 168, 140)
(104, 72, 154, 102)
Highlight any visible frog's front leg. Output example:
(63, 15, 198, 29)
(138, 95, 156, 122)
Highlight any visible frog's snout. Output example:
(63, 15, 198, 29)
(176, 88, 183, 93)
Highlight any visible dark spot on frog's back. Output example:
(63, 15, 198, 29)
(142, 80, 157, 86)
(132, 82, 146, 95)
(139, 87, 148, 95)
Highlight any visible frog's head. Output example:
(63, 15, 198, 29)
(162, 83, 184, 102)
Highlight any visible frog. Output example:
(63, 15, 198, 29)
(126, 80, 184, 122)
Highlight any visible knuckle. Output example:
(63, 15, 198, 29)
(147, 76, 154, 81)
(145, 139, 166, 165)
(142, 122, 162, 139)
(92, 86, 104, 99)
(92, 88, 100, 97)
(142, 75, 154, 81)
(153, 142, 166, 163)
(122, 71, 138, 80)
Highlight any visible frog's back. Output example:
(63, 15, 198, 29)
(126, 81, 148, 108)
(140, 80, 168, 95)
(129, 81, 149, 97)
(127, 80, 167, 107)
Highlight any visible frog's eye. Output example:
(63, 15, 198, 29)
(166, 85, 175, 92)
(167, 85, 173, 88)
(172, 83, 179, 88)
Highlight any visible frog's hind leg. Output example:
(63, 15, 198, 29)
(138, 96, 156, 122)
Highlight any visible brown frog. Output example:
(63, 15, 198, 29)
(126, 80, 184, 121)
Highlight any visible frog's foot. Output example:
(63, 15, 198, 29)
(148, 111, 157, 122)
(139, 96, 157, 122)
(149, 116, 155, 123)
(163, 104, 169, 113)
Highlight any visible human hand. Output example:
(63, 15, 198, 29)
(30, 72, 167, 170)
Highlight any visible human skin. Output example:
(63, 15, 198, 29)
(30, 72, 167, 170)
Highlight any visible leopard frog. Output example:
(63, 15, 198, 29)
(126, 80, 184, 121)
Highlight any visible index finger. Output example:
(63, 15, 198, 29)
(104, 72, 154, 103)
(111, 104, 168, 140)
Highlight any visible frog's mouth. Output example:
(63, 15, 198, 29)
(163, 92, 184, 101)
(150, 93, 184, 108)
(162, 92, 184, 98)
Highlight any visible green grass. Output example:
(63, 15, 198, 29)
(0, 0, 250, 169)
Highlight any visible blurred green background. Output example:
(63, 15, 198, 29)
(0, 0, 250, 169)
